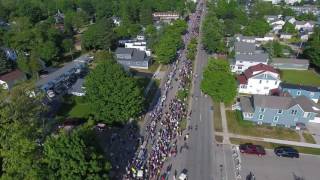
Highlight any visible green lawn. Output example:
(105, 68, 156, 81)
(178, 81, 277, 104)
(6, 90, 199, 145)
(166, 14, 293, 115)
(226, 110, 300, 141)
(68, 103, 91, 118)
(303, 132, 317, 144)
(280, 70, 320, 86)
(213, 102, 223, 132)
(230, 137, 320, 155)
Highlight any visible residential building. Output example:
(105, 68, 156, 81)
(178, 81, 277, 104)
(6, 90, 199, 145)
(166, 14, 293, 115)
(239, 95, 320, 128)
(237, 63, 280, 95)
(124, 36, 151, 56)
(280, 83, 320, 103)
(289, 5, 320, 16)
(115, 48, 151, 70)
(234, 42, 256, 55)
(152, 12, 180, 23)
(285, 16, 296, 24)
(231, 53, 269, 73)
(271, 58, 309, 70)
(294, 21, 315, 31)
(235, 34, 256, 44)
(255, 34, 275, 42)
(279, 33, 293, 40)
(284, 0, 302, 4)
(0, 69, 26, 90)
(265, 15, 282, 23)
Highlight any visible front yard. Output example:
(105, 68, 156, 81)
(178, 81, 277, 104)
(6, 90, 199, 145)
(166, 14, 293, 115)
(226, 110, 300, 141)
(280, 70, 320, 86)
(57, 95, 91, 119)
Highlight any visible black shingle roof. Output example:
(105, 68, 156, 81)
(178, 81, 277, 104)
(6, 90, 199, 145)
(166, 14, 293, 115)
(280, 82, 319, 92)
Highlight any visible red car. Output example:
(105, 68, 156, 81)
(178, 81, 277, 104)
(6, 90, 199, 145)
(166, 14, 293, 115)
(239, 143, 266, 156)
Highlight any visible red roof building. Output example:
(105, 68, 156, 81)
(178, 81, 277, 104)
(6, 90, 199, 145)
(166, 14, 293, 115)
(0, 69, 26, 90)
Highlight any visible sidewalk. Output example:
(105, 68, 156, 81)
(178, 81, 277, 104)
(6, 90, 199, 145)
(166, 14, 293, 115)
(215, 132, 320, 149)
(220, 102, 230, 144)
(144, 64, 162, 95)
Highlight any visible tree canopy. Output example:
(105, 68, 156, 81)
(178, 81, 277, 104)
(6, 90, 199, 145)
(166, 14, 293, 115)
(43, 130, 111, 179)
(304, 28, 320, 68)
(201, 59, 237, 104)
(85, 60, 144, 124)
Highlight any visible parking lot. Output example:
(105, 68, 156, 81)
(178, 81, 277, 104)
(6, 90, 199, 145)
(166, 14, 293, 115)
(240, 149, 320, 180)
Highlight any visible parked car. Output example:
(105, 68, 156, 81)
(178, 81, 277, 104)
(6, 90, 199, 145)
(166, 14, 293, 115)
(179, 169, 188, 180)
(274, 146, 299, 158)
(239, 143, 266, 156)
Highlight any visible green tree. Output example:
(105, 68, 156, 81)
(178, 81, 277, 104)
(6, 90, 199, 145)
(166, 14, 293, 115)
(263, 41, 284, 58)
(0, 83, 45, 179)
(202, 11, 225, 53)
(43, 130, 110, 179)
(243, 18, 271, 37)
(62, 38, 74, 53)
(37, 41, 59, 63)
(304, 28, 320, 68)
(201, 59, 237, 104)
(0, 50, 11, 74)
(187, 38, 198, 61)
(82, 19, 116, 50)
(296, 13, 317, 21)
(85, 60, 144, 124)
(282, 22, 297, 34)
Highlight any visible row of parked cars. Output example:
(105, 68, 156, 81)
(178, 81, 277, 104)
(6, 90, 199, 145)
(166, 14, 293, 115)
(239, 143, 299, 158)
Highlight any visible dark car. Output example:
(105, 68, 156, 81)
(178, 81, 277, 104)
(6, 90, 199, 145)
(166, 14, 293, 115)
(239, 143, 266, 156)
(274, 146, 299, 158)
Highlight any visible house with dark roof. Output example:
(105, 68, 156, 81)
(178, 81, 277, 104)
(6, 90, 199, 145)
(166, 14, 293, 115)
(240, 95, 320, 128)
(231, 53, 269, 73)
(115, 48, 151, 70)
(280, 83, 320, 103)
(237, 64, 281, 95)
(234, 42, 256, 55)
(0, 69, 26, 90)
(271, 58, 309, 70)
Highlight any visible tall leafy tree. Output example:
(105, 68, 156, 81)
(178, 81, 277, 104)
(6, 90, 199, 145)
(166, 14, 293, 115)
(82, 18, 116, 50)
(85, 60, 144, 124)
(43, 130, 110, 179)
(201, 59, 237, 104)
(0, 50, 11, 74)
(0, 83, 45, 179)
(304, 28, 320, 68)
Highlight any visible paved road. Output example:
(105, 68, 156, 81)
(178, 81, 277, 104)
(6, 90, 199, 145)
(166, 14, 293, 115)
(240, 149, 320, 180)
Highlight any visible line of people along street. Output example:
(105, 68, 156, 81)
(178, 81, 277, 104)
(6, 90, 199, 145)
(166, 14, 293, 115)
(124, 1, 204, 179)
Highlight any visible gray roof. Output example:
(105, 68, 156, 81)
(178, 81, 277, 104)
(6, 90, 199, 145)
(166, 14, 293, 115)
(234, 42, 256, 54)
(116, 48, 149, 62)
(240, 96, 254, 113)
(115, 48, 134, 55)
(272, 58, 309, 65)
(253, 95, 320, 113)
(235, 53, 269, 63)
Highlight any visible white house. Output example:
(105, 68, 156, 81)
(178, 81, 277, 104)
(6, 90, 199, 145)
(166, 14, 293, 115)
(124, 35, 151, 56)
(237, 63, 281, 95)
(265, 15, 282, 23)
(231, 53, 269, 73)
(255, 34, 275, 42)
(280, 33, 293, 40)
(285, 16, 296, 24)
(295, 21, 315, 31)
(235, 34, 256, 44)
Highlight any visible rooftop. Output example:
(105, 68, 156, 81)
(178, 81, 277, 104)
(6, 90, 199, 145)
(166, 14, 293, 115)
(115, 48, 150, 62)
(235, 53, 269, 63)
(0, 69, 25, 82)
(272, 58, 309, 65)
(280, 82, 319, 92)
(234, 42, 256, 54)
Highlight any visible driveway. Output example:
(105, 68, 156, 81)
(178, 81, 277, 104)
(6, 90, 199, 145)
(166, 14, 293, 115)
(307, 123, 320, 144)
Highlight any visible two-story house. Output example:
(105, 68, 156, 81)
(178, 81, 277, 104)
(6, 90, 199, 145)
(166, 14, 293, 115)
(280, 83, 320, 103)
(237, 63, 280, 95)
(231, 53, 269, 73)
(294, 21, 315, 31)
(240, 95, 320, 128)
(115, 48, 151, 70)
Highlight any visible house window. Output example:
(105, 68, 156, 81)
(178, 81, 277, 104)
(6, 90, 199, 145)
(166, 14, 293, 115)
(259, 80, 262, 84)
(291, 109, 297, 115)
(260, 108, 265, 113)
(310, 92, 315, 97)
(238, 66, 242, 70)
(297, 91, 301, 95)
(278, 109, 283, 114)
(258, 114, 264, 120)
(273, 116, 279, 122)
(303, 112, 310, 118)
(271, 123, 276, 126)
(257, 121, 263, 125)
(275, 81, 278, 85)
(264, 74, 267, 78)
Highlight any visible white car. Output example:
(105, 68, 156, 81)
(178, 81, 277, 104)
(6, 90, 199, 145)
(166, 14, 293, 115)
(179, 169, 188, 180)
(47, 90, 55, 98)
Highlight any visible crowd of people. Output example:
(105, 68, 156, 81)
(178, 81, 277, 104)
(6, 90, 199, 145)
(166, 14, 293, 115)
(124, 1, 204, 180)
